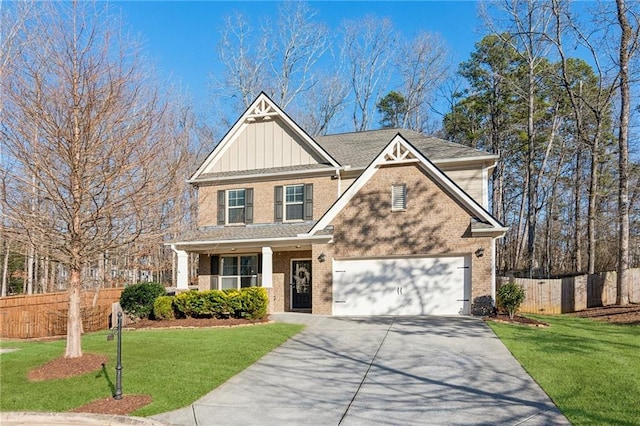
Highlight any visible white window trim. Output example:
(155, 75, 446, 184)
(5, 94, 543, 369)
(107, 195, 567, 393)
(226, 189, 246, 225)
(219, 254, 259, 290)
(391, 184, 407, 211)
(284, 184, 305, 222)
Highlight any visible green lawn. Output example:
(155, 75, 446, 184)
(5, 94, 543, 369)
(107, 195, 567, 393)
(488, 315, 640, 425)
(0, 323, 304, 416)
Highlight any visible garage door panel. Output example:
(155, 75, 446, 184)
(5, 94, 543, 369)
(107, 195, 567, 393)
(333, 257, 470, 316)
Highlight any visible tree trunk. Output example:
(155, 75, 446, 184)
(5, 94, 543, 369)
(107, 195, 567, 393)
(65, 267, 83, 358)
(574, 148, 582, 272)
(616, 0, 631, 305)
(1, 242, 9, 297)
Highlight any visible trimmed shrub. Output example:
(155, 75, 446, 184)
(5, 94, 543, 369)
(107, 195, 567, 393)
(171, 288, 268, 319)
(238, 287, 268, 319)
(173, 290, 200, 318)
(223, 289, 242, 317)
(120, 282, 166, 319)
(153, 296, 175, 320)
(496, 282, 526, 319)
(202, 290, 231, 318)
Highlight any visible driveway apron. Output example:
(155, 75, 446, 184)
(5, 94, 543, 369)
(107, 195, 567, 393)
(152, 315, 569, 426)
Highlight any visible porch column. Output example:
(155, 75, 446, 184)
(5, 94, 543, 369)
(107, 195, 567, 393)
(261, 246, 273, 288)
(171, 245, 189, 290)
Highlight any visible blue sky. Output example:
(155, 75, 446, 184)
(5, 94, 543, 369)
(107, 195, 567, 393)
(114, 1, 486, 113)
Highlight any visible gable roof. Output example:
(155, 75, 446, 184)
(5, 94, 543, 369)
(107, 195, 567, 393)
(316, 128, 497, 169)
(306, 133, 508, 237)
(189, 92, 340, 183)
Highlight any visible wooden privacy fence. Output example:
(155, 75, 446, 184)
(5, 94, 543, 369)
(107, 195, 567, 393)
(0, 288, 123, 339)
(497, 268, 640, 314)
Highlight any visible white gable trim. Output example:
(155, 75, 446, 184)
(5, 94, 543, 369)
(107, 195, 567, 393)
(190, 93, 340, 182)
(306, 134, 506, 236)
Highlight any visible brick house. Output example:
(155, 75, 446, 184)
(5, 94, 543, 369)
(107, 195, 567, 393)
(170, 93, 507, 315)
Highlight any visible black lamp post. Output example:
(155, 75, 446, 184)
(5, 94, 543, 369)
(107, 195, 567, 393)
(114, 311, 123, 400)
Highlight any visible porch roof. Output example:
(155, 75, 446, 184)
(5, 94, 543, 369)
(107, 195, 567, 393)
(170, 221, 333, 251)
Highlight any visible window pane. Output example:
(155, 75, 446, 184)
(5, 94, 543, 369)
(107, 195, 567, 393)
(240, 256, 257, 275)
(228, 189, 245, 207)
(221, 257, 238, 276)
(286, 185, 304, 203)
(228, 207, 245, 223)
(220, 277, 237, 289)
(286, 204, 304, 220)
(240, 276, 257, 288)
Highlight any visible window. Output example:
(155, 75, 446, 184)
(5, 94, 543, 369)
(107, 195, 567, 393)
(392, 184, 407, 211)
(227, 189, 245, 224)
(285, 184, 305, 220)
(275, 184, 312, 222)
(220, 255, 258, 289)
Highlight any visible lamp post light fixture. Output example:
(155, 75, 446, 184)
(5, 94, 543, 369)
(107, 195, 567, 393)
(114, 311, 123, 400)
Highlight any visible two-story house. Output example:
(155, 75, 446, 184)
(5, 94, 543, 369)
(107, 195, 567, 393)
(170, 93, 507, 316)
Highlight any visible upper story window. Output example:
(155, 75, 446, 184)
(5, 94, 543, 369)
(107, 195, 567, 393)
(285, 184, 305, 220)
(217, 188, 253, 225)
(391, 184, 407, 211)
(227, 189, 245, 224)
(275, 183, 313, 222)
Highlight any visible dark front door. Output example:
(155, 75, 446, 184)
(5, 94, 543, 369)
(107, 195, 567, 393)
(291, 260, 312, 310)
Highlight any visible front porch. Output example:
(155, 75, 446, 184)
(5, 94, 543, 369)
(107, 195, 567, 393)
(196, 249, 314, 313)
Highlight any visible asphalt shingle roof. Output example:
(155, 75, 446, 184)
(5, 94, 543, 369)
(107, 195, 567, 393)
(173, 221, 332, 244)
(316, 128, 494, 168)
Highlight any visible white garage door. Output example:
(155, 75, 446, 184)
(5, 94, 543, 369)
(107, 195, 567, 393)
(333, 256, 471, 316)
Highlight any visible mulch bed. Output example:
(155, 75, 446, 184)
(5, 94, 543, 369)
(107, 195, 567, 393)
(28, 354, 108, 381)
(568, 303, 640, 325)
(25, 317, 267, 416)
(126, 316, 269, 329)
(483, 313, 549, 327)
(70, 395, 153, 416)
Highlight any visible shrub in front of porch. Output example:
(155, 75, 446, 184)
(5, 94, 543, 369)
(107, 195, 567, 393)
(225, 287, 268, 320)
(171, 288, 268, 320)
(153, 296, 175, 320)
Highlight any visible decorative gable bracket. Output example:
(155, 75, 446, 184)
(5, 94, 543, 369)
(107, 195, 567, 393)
(383, 138, 420, 164)
(246, 97, 278, 122)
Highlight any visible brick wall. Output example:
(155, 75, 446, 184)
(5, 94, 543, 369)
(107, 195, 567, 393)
(315, 163, 493, 315)
(198, 176, 340, 227)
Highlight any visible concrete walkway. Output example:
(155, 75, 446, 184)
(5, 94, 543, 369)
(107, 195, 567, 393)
(152, 314, 569, 426)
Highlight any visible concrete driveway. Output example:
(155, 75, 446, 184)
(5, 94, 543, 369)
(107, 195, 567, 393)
(152, 314, 569, 426)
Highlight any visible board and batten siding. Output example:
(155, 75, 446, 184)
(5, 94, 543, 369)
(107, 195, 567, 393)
(209, 118, 323, 173)
(442, 167, 485, 208)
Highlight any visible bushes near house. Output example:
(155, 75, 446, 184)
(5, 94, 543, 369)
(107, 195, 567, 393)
(167, 287, 268, 320)
(153, 296, 175, 320)
(496, 282, 526, 319)
(119, 282, 166, 319)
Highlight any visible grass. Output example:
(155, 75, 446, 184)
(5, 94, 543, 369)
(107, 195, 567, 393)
(0, 322, 304, 416)
(488, 315, 640, 425)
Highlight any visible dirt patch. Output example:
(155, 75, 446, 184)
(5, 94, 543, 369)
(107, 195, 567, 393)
(127, 316, 269, 329)
(569, 304, 640, 325)
(28, 354, 108, 381)
(70, 394, 153, 416)
(483, 314, 549, 327)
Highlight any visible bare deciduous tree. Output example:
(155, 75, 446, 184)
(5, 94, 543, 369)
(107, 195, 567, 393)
(396, 32, 451, 132)
(1, 1, 186, 357)
(342, 16, 396, 131)
(214, 13, 266, 111)
(264, 2, 330, 109)
(615, 0, 638, 305)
